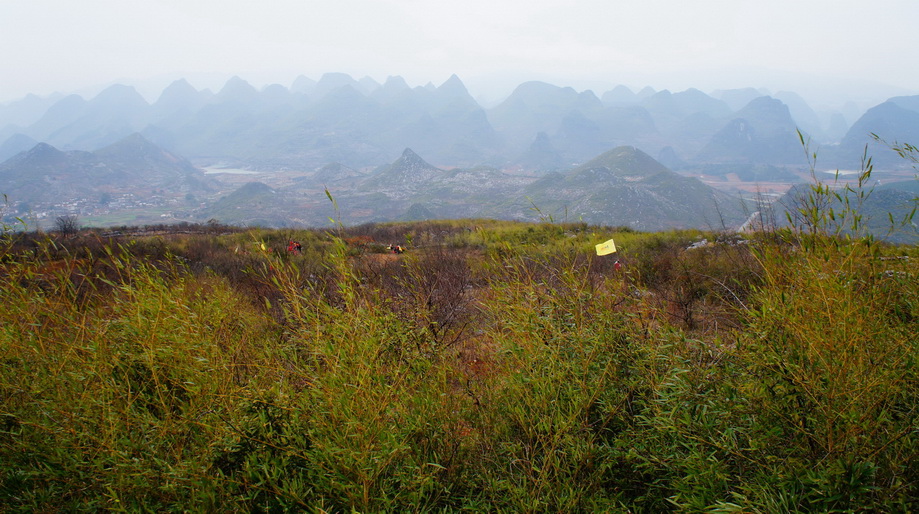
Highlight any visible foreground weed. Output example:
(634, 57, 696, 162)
(0, 246, 288, 510)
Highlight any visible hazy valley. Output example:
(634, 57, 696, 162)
(0, 73, 917, 236)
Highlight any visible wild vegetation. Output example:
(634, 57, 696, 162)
(0, 172, 916, 511)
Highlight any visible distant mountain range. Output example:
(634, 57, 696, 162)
(1, 73, 916, 235)
(3, 73, 919, 175)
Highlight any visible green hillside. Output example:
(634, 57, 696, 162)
(773, 181, 918, 244)
(201, 181, 293, 226)
(517, 146, 747, 230)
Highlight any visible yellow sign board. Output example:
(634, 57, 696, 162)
(595, 238, 617, 256)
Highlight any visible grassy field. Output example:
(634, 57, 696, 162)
(0, 203, 916, 511)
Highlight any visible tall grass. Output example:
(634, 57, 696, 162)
(726, 159, 919, 510)
(0, 192, 915, 511)
(0, 243, 290, 510)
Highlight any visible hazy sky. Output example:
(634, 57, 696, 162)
(2, 0, 918, 106)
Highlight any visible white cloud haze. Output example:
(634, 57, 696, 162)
(1, 0, 917, 106)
